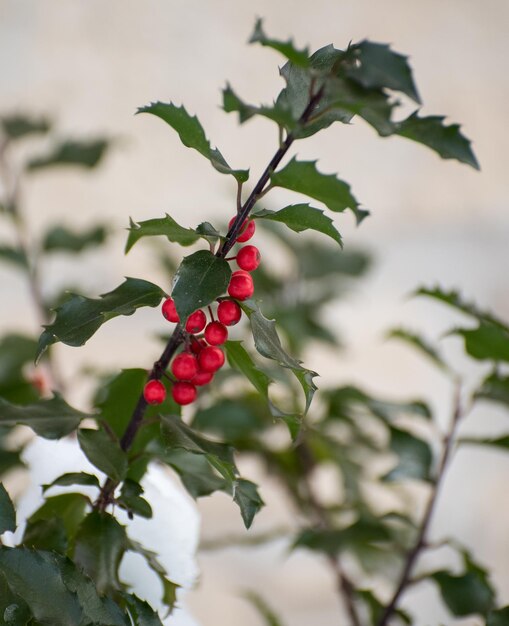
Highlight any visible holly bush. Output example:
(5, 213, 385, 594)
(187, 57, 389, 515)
(1, 19, 508, 626)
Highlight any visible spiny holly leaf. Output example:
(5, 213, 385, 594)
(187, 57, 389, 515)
(453, 323, 509, 363)
(223, 84, 296, 130)
(0, 244, 28, 269)
(171, 250, 231, 322)
(233, 479, 264, 529)
(137, 102, 248, 182)
(270, 158, 367, 224)
(475, 372, 509, 407)
(27, 138, 109, 170)
(249, 18, 309, 67)
(346, 41, 421, 103)
(383, 426, 433, 482)
(0, 114, 51, 140)
(128, 540, 179, 613)
(117, 479, 152, 519)
(253, 204, 342, 246)
(42, 224, 108, 253)
(78, 428, 127, 482)
(73, 512, 128, 595)
(396, 113, 479, 169)
(125, 214, 199, 253)
(0, 395, 88, 439)
(161, 415, 237, 484)
(0, 483, 16, 534)
(42, 472, 100, 493)
(386, 327, 449, 372)
(195, 221, 223, 246)
(124, 594, 164, 626)
(36, 277, 165, 361)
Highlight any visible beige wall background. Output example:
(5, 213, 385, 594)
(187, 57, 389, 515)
(1, 1, 508, 625)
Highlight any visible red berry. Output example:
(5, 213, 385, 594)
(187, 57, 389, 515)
(228, 217, 256, 243)
(190, 338, 208, 354)
(198, 346, 225, 372)
(204, 321, 228, 346)
(171, 352, 198, 381)
(143, 379, 166, 405)
(237, 245, 260, 271)
(192, 369, 214, 386)
(185, 309, 206, 333)
(172, 381, 197, 405)
(228, 271, 254, 301)
(217, 300, 242, 326)
(162, 297, 179, 323)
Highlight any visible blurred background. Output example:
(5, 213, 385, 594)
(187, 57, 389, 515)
(1, 1, 508, 625)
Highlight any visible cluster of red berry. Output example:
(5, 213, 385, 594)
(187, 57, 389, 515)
(143, 217, 260, 406)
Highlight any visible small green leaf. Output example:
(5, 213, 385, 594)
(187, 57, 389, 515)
(270, 158, 366, 224)
(42, 472, 100, 493)
(453, 323, 509, 363)
(125, 214, 199, 253)
(27, 138, 109, 170)
(118, 479, 152, 519)
(396, 113, 479, 170)
(195, 221, 223, 246)
(223, 84, 296, 130)
(124, 594, 164, 626)
(0, 483, 16, 534)
(347, 41, 421, 103)
(73, 512, 128, 595)
(249, 18, 310, 67)
(137, 102, 248, 182)
(161, 415, 237, 484)
(42, 225, 108, 253)
(0, 395, 88, 439)
(0, 245, 28, 269)
(78, 428, 127, 482)
(432, 561, 495, 617)
(475, 372, 509, 408)
(1, 114, 51, 140)
(37, 277, 165, 360)
(253, 204, 342, 246)
(384, 426, 433, 482)
(386, 327, 449, 371)
(171, 250, 231, 322)
(233, 479, 264, 529)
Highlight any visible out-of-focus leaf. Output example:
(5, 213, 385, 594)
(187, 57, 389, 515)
(249, 19, 309, 67)
(192, 396, 267, 442)
(73, 512, 128, 595)
(0, 114, 51, 140)
(384, 426, 433, 482)
(137, 102, 248, 182)
(386, 327, 449, 371)
(453, 323, 509, 363)
(36, 277, 165, 360)
(243, 590, 286, 626)
(78, 428, 127, 482)
(0, 245, 28, 269)
(224, 341, 270, 398)
(234, 479, 264, 529)
(0, 395, 88, 439)
(125, 214, 199, 253)
(475, 372, 509, 408)
(460, 435, 509, 451)
(253, 204, 342, 246)
(0, 335, 38, 387)
(396, 113, 479, 170)
(42, 225, 108, 253)
(27, 138, 109, 170)
(171, 250, 231, 322)
(487, 607, 509, 626)
(29, 493, 89, 539)
(0, 483, 16, 534)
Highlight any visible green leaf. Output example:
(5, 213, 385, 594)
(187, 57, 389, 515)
(270, 158, 366, 224)
(0, 335, 38, 388)
(125, 214, 199, 253)
(346, 41, 421, 103)
(78, 428, 127, 482)
(22, 518, 68, 553)
(0, 245, 28, 269)
(37, 277, 165, 360)
(124, 595, 164, 626)
(1, 114, 51, 140)
(27, 138, 109, 170)
(432, 562, 495, 616)
(223, 84, 296, 130)
(249, 18, 310, 67)
(0, 483, 15, 534)
(137, 102, 248, 182)
(453, 323, 509, 363)
(171, 250, 231, 322)
(42, 472, 100, 493)
(195, 221, 223, 246)
(386, 327, 449, 371)
(224, 341, 270, 398)
(160, 415, 237, 483)
(156, 448, 226, 498)
(396, 113, 479, 170)
(42, 225, 108, 253)
(475, 372, 509, 408)
(0, 395, 88, 439)
(487, 607, 509, 626)
(73, 512, 128, 595)
(253, 204, 342, 246)
(460, 435, 509, 451)
(384, 426, 433, 482)
(29, 493, 89, 539)
(243, 590, 285, 626)
(233, 479, 264, 529)
(118, 480, 152, 519)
